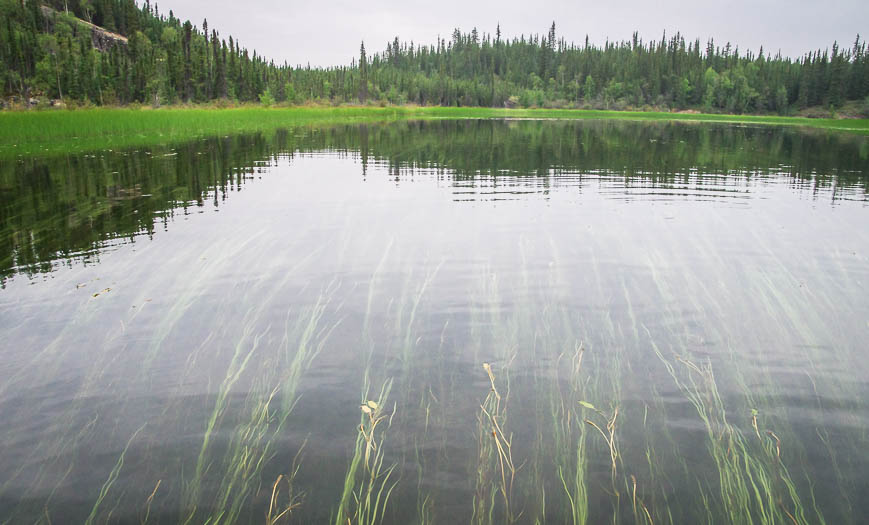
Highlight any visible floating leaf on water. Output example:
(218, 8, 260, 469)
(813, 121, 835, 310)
(366, 400, 378, 410)
(578, 401, 596, 410)
(360, 405, 372, 415)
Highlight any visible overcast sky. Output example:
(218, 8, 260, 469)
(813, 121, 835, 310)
(158, 0, 868, 67)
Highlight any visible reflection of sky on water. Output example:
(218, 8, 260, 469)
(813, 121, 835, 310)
(0, 120, 867, 523)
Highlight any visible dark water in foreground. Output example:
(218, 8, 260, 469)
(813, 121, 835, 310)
(1, 119, 868, 524)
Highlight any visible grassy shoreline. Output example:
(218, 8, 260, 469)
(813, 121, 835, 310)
(2, 105, 868, 158)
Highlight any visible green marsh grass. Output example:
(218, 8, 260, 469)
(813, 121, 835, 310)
(2, 106, 868, 159)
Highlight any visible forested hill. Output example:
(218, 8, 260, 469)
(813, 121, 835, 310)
(2, 0, 868, 115)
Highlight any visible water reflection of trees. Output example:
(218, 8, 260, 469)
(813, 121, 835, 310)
(1, 120, 867, 281)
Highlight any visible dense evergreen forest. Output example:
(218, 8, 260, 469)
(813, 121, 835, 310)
(1, 0, 868, 114)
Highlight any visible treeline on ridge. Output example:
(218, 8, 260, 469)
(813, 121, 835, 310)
(1, 0, 868, 114)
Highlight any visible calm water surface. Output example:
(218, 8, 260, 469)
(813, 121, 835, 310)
(1, 120, 868, 524)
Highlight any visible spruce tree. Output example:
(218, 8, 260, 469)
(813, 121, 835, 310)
(359, 41, 368, 102)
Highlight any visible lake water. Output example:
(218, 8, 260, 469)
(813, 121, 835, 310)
(1, 119, 868, 524)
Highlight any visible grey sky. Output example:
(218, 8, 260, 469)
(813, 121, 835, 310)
(159, 0, 867, 67)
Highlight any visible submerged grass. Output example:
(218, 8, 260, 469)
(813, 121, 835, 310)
(1, 117, 866, 525)
(84, 424, 146, 525)
(474, 362, 519, 525)
(649, 335, 818, 525)
(181, 288, 339, 525)
(1, 105, 868, 158)
(335, 379, 398, 525)
(554, 345, 590, 525)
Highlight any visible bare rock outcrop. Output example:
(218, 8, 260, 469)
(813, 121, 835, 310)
(40, 6, 128, 52)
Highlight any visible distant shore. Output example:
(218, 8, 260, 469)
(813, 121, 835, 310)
(2, 105, 867, 158)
